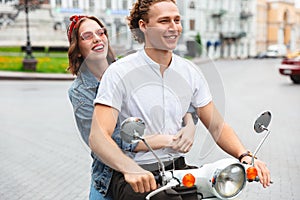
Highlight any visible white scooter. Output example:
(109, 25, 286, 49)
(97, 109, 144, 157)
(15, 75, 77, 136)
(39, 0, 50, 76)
(120, 111, 272, 200)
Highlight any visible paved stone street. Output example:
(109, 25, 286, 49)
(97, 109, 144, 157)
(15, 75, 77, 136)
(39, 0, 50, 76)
(0, 59, 300, 200)
(0, 81, 91, 200)
(187, 58, 300, 200)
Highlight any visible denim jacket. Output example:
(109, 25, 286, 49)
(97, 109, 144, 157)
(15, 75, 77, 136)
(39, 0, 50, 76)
(68, 65, 137, 197)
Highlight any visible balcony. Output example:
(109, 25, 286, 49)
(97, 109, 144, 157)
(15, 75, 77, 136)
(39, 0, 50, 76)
(211, 9, 226, 18)
(220, 32, 247, 41)
(240, 11, 253, 20)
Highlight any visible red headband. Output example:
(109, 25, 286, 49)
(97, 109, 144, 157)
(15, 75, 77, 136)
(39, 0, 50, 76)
(67, 15, 87, 43)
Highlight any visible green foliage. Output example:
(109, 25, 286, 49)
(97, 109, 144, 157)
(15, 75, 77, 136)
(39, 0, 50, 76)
(36, 57, 69, 73)
(195, 33, 201, 45)
(0, 47, 20, 52)
(195, 32, 203, 56)
(0, 46, 69, 73)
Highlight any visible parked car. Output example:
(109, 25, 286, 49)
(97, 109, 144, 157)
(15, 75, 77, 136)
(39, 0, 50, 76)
(254, 51, 267, 59)
(266, 44, 287, 58)
(279, 56, 300, 84)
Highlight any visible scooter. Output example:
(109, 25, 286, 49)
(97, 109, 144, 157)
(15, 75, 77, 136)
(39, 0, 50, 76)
(120, 111, 272, 200)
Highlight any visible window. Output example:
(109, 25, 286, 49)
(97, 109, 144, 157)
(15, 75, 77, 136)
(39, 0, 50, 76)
(89, 0, 95, 9)
(206, 0, 210, 10)
(106, 0, 111, 9)
(73, 0, 79, 8)
(5, 0, 16, 3)
(214, 20, 217, 32)
(122, 0, 127, 9)
(189, 19, 195, 30)
(189, 1, 195, 9)
(56, 0, 61, 7)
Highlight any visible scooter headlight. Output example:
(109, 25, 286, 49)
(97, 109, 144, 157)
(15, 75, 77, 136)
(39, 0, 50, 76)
(213, 164, 246, 199)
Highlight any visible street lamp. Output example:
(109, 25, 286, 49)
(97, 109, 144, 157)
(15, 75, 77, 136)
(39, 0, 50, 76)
(22, 0, 37, 71)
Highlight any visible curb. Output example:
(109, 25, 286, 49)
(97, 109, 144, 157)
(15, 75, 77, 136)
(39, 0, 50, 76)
(0, 71, 75, 81)
(192, 57, 213, 65)
(0, 57, 212, 81)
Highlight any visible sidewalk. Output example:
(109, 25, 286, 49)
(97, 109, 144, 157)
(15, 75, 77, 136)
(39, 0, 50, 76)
(0, 71, 74, 81)
(0, 57, 212, 81)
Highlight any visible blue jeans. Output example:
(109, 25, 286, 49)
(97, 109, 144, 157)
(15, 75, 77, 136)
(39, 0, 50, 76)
(89, 184, 112, 200)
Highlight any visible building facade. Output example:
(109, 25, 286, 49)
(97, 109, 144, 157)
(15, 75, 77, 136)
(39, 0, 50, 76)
(47, 0, 258, 58)
(256, 0, 268, 53)
(177, 0, 256, 58)
(1, 0, 300, 56)
(49, 0, 136, 54)
(256, 0, 300, 54)
(178, 0, 300, 57)
(268, 0, 300, 51)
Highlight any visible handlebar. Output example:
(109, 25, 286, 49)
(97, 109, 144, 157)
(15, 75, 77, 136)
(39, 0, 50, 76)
(145, 179, 179, 200)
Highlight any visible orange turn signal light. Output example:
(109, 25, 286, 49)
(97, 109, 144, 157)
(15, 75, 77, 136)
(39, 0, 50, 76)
(182, 173, 195, 188)
(246, 167, 258, 182)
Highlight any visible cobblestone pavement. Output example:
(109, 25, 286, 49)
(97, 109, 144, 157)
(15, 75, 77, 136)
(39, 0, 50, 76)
(1, 58, 300, 200)
(0, 81, 91, 200)
(187, 58, 300, 200)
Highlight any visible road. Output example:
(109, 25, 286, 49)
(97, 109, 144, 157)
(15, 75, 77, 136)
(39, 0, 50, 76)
(0, 81, 91, 200)
(0, 58, 299, 200)
(189, 58, 300, 200)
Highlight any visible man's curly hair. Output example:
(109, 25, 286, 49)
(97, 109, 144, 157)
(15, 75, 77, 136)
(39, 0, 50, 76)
(127, 0, 176, 44)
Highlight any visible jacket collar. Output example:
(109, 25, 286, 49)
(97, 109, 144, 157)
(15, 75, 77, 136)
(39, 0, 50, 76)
(78, 64, 99, 89)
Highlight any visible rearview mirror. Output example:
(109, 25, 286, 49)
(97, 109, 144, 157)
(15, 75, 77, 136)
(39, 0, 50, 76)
(120, 117, 145, 143)
(254, 111, 271, 133)
(252, 111, 272, 165)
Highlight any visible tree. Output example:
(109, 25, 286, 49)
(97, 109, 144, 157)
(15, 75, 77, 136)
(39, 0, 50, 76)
(195, 32, 203, 56)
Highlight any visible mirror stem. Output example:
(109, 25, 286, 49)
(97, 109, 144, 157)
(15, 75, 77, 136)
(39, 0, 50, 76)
(252, 130, 271, 166)
(140, 137, 167, 184)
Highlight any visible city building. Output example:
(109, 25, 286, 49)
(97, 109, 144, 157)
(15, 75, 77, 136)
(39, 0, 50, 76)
(1, 0, 300, 57)
(49, 0, 136, 54)
(256, 0, 268, 53)
(179, 0, 300, 57)
(256, 0, 300, 55)
(177, 0, 256, 59)
(266, 0, 300, 52)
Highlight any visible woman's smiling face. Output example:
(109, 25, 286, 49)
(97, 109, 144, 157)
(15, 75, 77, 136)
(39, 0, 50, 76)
(78, 18, 108, 61)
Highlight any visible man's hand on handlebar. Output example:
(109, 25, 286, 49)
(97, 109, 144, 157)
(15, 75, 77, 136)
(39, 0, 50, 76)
(124, 169, 157, 193)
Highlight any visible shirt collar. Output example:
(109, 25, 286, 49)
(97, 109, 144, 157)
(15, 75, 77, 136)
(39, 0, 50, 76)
(140, 49, 160, 70)
(140, 49, 175, 70)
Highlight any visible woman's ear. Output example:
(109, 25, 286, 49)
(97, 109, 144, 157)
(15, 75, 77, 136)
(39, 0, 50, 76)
(77, 53, 82, 58)
(139, 19, 146, 33)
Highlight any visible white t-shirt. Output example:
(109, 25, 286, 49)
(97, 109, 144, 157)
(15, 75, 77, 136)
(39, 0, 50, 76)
(94, 50, 212, 164)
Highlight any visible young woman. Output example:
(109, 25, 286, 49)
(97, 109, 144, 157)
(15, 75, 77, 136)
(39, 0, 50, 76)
(67, 15, 197, 200)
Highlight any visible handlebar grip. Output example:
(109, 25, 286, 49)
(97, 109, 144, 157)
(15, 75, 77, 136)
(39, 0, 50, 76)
(154, 174, 162, 185)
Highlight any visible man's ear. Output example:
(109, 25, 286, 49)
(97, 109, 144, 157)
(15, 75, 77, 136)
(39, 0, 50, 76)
(139, 19, 146, 33)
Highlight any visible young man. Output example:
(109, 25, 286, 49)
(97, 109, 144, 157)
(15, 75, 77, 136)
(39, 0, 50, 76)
(89, 0, 271, 199)
(67, 14, 197, 200)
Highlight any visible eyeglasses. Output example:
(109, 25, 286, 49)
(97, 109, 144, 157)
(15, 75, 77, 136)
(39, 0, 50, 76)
(80, 28, 107, 40)
(67, 15, 88, 43)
